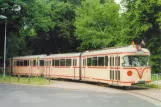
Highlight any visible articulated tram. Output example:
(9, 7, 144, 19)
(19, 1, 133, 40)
(7, 45, 151, 86)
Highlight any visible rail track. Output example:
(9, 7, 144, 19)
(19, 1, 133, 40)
(125, 89, 161, 102)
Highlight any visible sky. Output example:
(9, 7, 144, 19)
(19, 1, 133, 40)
(115, 0, 121, 4)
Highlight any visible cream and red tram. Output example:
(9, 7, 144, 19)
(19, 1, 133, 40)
(10, 55, 47, 76)
(8, 45, 151, 86)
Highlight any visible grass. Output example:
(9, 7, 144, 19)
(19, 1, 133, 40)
(146, 84, 161, 88)
(137, 83, 161, 89)
(0, 74, 51, 85)
(151, 74, 161, 81)
(136, 74, 161, 89)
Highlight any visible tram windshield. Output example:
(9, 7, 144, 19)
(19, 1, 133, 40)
(123, 56, 149, 67)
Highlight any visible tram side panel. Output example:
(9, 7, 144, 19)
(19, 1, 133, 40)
(141, 67, 151, 83)
(12, 59, 45, 76)
(83, 55, 111, 84)
(49, 58, 80, 80)
(12, 59, 30, 76)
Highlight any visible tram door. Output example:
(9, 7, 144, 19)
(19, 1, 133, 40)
(13, 60, 16, 76)
(109, 56, 115, 85)
(115, 56, 120, 85)
(73, 59, 77, 79)
(44, 60, 51, 78)
(29, 60, 33, 76)
(82, 58, 87, 80)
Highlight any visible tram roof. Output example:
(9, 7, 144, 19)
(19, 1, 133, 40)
(13, 54, 47, 59)
(82, 45, 150, 56)
(11, 45, 150, 60)
(44, 53, 81, 59)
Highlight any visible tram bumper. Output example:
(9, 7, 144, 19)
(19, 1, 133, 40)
(131, 80, 146, 85)
(137, 80, 145, 84)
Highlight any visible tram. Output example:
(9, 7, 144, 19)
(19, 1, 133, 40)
(7, 45, 151, 86)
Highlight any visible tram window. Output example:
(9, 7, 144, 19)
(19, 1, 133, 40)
(92, 57, 97, 66)
(45, 61, 48, 66)
(105, 56, 108, 66)
(30, 61, 33, 66)
(37, 60, 39, 66)
(87, 58, 92, 66)
(37, 60, 40, 66)
(83, 59, 86, 66)
(24, 60, 28, 66)
(20, 60, 24, 66)
(11, 60, 13, 66)
(118, 70, 120, 80)
(118, 57, 120, 66)
(66, 59, 71, 66)
(73, 59, 77, 66)
(45, 61, 49, 66)
(98, 57, 104, 66)
(33, 60, 36, 66)
(17, 60, 20, 66)
(113, 57, 114, 66)
(14, 60, 16, 66)
(115, 70, 117, 80)
(110, 57, 111, 66)
(49, 61, 51, 66)
(40, 60, 44, 66)
(55, 60, 60, 66)
(60, 59, 65, 66)
(115, 57, 117, 66)
(123, 56, 149, 67)
(110, 70, 112, 79)
(44, 61, 47, 66)
(52, 60, 55, 66)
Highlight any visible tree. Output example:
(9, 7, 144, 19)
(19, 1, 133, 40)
(27, 0, 80, 54)
(74, 0, 121, 51)
(0, 0, 55, 58)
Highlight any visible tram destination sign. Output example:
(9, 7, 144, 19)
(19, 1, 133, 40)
(135, 51, 144, 54)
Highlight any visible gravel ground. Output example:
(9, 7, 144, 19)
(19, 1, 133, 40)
(47, 80, 161, 106)
(1, 80, 161, 106)
(0, 83, 157, 107)
(48, 80, 125, 93)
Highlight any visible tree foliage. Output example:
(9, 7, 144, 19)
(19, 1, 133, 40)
(74, 0, 121, 50)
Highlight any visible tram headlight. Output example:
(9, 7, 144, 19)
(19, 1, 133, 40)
(127, 71, 132, 76)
